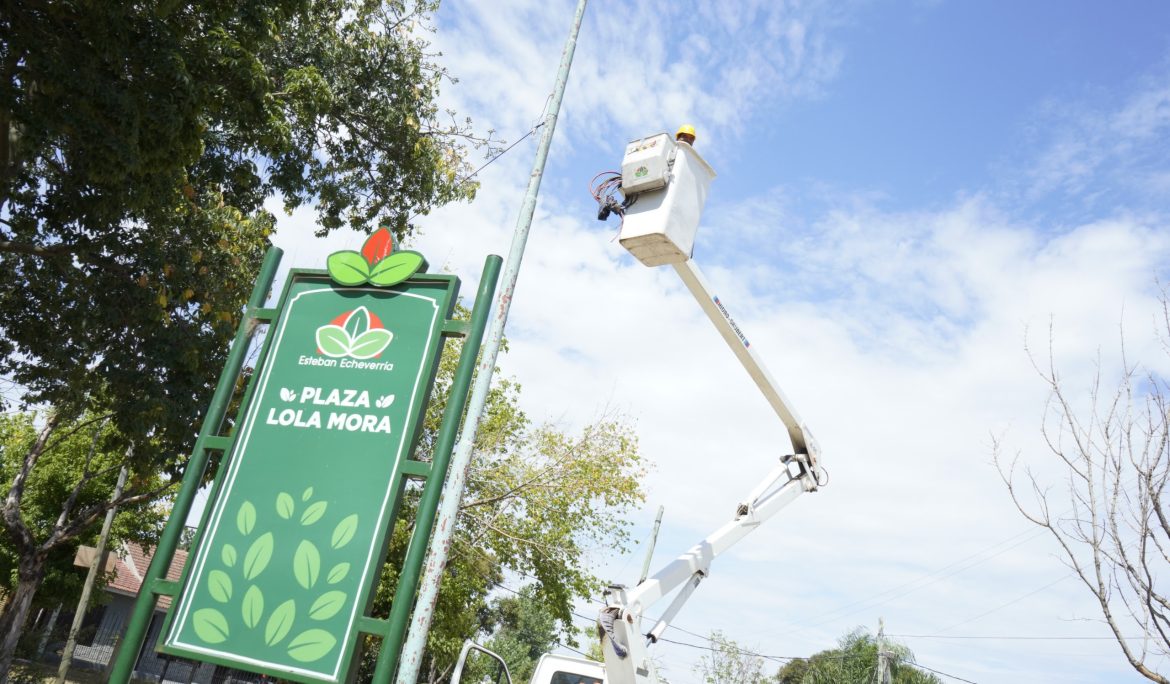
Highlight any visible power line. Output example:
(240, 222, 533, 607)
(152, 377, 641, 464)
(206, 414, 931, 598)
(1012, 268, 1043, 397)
(935, 573, 1073, 633)
(407, 121, 545, 223)
(762, 526, 1048, 636)
(655, 635, 977, 683)
(889, 634, 1153, 641)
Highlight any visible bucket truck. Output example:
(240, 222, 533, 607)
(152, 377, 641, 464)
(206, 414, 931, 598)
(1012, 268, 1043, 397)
(450, 129, 825, 684)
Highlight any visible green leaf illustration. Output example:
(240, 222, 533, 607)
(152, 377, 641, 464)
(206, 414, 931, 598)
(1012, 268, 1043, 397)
(327, 563, 350, 585)
(237, 501, 256, 535)
(192, 608, 230, 644)
(302, 487, 314, 502)
(326, 251, 370, 286)
(276, 492, 295, 520)
(368, 251, 424, 287)
(244, 532, 275, 580)
(315, 325, 351, 358)
(265, 599, 296, 646)
(309, 591, 347, 621)
(294, 540, 321, 589)
(348, 329, 393, 360)
(207, 570, 232, 603)
(242, 585, 264, 629)
(332, 514, 358, 549)
(221, 544, 237, 568)
(287, 628, 338, 663)
(344, 306, 371, 339)
(301, 501, 328, 526)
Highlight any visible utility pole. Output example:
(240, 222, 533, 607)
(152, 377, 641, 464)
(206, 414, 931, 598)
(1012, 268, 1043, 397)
(875, 617, 891, 684)
(56, 462, 129, 684)
(393, 1, 589, 681)
(638, 506, 664, 585)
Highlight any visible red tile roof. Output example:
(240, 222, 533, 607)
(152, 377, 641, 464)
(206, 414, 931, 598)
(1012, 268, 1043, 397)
(85, 543, 188, 611)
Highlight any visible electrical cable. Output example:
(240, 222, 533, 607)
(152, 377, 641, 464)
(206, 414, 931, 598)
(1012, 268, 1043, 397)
(407, 120, 545, 223)
(654, 635, 978, 683)
(889, 634, 1153, 640)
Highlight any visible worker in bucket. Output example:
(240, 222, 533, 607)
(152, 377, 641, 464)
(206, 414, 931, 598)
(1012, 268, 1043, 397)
(676, 124, 696, 146)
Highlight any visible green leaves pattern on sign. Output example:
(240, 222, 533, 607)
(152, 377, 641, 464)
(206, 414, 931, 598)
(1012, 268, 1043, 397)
(277, 493, 295, 519)
(243, 532, 275, 580)
(294, 540, 322, 590)
(208, 571, 232, 603)
(301, 501, 328, 526)
(287, 629, 338, 663)
(193, 609, 230, 644)
(266, 600, 296, 647)
(238, 502, 256, 535)
(243, 586, 264, 628)
(331, 515, 358, 550)
(184, 493, 364, 666)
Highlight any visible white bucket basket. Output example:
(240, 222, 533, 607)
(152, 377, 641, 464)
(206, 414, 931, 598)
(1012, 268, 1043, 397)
(618, 137, 716, 267)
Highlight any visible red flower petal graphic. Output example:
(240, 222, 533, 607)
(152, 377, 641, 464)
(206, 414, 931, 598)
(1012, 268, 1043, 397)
(361, 227, 395, 266)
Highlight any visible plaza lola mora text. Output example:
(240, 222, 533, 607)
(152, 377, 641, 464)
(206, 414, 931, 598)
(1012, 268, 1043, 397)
(265, 386, 396, 434)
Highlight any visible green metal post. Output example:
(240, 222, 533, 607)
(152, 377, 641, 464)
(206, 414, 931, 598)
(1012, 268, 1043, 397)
(107, 247, 283, 683)
(370, 254, 502, 684)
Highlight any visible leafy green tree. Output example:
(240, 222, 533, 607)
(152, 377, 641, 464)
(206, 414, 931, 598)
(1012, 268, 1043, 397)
(361, 329, 646, 683)
(694, 631, 769, 684)
(480, 585, 559, 684)
(0, 413, 166, 661)
(0, 0, 488, 675)
(775, 628, 942, 684)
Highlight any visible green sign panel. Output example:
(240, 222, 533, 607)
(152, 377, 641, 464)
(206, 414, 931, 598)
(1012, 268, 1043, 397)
(161, 270, 456, 682)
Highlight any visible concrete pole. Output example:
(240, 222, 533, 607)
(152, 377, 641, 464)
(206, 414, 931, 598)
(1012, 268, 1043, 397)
(638, 506, 665, 586)
(394, 1, 589, 680)
(34, 604, 61, 660)
(875, 617, 890, 684)
(55, 463, 129, 684)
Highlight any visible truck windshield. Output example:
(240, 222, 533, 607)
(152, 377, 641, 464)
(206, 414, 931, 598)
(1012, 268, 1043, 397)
(550, 673, 602, 684)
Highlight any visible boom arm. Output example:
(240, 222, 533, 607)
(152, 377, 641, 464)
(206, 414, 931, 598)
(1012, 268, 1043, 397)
(598, 258, 823, 684)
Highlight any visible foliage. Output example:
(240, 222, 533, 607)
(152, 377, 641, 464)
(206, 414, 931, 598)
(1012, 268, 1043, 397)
(774, 628, 941, 684)
(996, 310, 1170, 684)
(694, 630, 768, 684)
(0, 0, 487, 464)
(0, 412, 166, 622)
(362, 325, 646, 683)
(478, 585, 559, 684)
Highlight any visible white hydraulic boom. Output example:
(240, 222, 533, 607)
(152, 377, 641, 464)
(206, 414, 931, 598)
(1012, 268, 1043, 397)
(596, 257, 823, 684)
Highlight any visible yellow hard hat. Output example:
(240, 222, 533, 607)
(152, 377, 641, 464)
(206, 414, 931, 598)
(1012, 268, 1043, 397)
(676, 124, 696, 140)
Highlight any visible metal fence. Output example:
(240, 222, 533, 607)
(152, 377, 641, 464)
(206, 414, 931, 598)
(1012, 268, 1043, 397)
(24, 598, 265, 684)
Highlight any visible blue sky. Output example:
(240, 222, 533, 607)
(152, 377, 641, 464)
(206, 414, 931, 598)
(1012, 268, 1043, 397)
(272, 2, 1170, 682)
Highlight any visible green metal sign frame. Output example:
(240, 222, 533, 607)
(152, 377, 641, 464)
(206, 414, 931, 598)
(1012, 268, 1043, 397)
(108, 246, 502, 684)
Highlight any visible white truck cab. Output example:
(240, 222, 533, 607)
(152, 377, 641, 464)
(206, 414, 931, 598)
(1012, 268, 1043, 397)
(530, 653, 605, 684)
(450, 642, 604, 684)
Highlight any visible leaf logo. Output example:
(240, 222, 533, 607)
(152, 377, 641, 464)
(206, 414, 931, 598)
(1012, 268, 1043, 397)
(375, 394, 394, 409)
(280, 388, 296, 402)
(325, 226, 426, 288)
(315, 307, 393, 359)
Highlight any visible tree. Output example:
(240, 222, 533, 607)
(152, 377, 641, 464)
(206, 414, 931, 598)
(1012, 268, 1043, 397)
(996, 314, 1170, 684)
(360, 328, 646, 683)
(775, 628, 941, 684)
(0, 0, 488, 675)
(694, 630, 769, 684)
(0, 412, 166, 658)
(480, 585, 559, 684)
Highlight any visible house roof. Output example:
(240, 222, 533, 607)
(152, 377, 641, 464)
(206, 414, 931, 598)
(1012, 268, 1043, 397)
(75, 542, 188, 611)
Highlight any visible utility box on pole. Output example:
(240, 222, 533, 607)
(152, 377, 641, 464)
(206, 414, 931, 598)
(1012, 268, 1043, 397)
(618, 133, 716, 266)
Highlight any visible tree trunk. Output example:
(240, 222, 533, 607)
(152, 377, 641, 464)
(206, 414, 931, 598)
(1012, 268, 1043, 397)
(0, 553, 48, 683)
